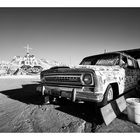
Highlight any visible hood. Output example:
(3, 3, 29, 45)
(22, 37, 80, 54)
(71, 65, 120, 71)
(41, 65, 96, 75)
(41, 65, 120, 77)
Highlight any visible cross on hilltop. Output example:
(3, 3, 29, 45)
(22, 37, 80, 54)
(24, 44, 32, 54)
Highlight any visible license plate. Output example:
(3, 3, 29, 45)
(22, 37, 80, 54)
(61, 91, 72, 98)
(52, 89, 60, 96)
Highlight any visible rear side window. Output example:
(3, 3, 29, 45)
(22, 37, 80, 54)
(134, 60, 139, 69)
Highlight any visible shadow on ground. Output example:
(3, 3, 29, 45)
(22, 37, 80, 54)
(55, 89, 140, 132)
(1, 83, 140, 132)
(0, 83, 104, 132)
(55, 99, 104, 132)
(0, 84, 44, 105)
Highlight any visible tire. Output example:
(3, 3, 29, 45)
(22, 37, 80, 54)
(101, 84, 114, 106)
(136, 81, 140, 96)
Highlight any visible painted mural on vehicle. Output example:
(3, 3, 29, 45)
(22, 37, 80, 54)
(37, 51, 140, 105)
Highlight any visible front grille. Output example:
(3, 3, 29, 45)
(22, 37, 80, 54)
(44, 75, 82, 85)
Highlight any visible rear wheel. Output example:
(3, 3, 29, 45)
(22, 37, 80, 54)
(102, 84, 114, 106)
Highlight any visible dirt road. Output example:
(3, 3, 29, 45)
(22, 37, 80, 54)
(0, 76, 140, 132)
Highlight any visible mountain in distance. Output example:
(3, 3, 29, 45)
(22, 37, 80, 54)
(0, 45, 67, 76)
(0, 60, 10, 75)
(0, 56, 65, 76)
(10, 55, 64, 69)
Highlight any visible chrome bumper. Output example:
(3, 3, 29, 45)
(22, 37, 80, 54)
(36, 85, 103, 103)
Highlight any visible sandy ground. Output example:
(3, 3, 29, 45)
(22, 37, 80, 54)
(0, 76, 140, 133)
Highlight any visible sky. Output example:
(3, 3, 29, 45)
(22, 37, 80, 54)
(0, 8, 140, 65)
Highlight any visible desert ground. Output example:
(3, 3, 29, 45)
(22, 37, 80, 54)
(0, 76, 140, 133)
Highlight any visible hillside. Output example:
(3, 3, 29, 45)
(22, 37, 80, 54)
(0, 56, 64, 76)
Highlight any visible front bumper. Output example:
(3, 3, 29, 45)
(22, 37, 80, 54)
(36, 85, 103, 103)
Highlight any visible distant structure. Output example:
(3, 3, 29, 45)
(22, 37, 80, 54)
(24, 44, 32, 54)
(22, 44, 38, 66)
(0, 44, 63, 75)
(11, 44, 38, 67)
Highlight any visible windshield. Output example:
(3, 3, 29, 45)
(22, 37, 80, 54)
(80, 53, 120, 66)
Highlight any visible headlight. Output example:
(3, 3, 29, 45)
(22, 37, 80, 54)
(82, 74, 92, 85)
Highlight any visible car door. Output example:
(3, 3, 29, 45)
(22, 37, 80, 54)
(121, 55, 134, 92)
(126, 57, 136, 90)
(118, 48, 140, 92)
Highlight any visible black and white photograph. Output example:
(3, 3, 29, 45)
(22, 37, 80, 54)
(1, 5, 140, 134)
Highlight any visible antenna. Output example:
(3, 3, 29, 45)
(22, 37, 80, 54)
(104, 49, 107, 53)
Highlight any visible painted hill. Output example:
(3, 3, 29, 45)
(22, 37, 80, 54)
(0, 56, 65, 76)
(0, 61, 10, 76)
(0, 45, 66, 76)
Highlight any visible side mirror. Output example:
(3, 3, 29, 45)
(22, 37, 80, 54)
(121, 63, 128, 68)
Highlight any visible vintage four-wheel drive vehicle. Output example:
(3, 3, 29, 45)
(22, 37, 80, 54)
(36, 52, 140, 106)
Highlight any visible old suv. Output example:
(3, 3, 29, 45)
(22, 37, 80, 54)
(36, 52, 140, 106)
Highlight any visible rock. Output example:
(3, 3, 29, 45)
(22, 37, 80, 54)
(60, 120, 86, 133)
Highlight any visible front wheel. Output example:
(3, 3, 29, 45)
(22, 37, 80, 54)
(101, 84, 114, 106)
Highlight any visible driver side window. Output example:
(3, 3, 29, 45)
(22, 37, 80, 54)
(127, 58, 135, 68)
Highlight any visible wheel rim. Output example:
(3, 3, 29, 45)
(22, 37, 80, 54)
(107, 87, 113, 101)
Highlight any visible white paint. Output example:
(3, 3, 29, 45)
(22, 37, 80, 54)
(100, 103, 116, 126)
(126, 98, 140, 124)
